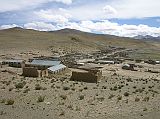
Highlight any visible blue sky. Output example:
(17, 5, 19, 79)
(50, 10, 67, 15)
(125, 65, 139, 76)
(0, 0, 160, 37)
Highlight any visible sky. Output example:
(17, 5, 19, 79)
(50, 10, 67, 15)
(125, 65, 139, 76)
(0, 0, 160, 37)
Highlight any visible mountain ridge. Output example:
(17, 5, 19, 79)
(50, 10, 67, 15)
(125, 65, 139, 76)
(0, 27, 160, 59)
(134, 35, 160, 42)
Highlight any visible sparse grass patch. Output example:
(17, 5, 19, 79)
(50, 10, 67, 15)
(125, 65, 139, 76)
(0, 111, 6, 115)
(79, 88, 83, 92)
(60, 95, 67, 100)
(135, 88, 144, 93)
(58, 102, 65, 105)
(56, 86, 60, 89)
(78, 95, 84, 100)
(9, 87, 14, 91)
(102, 86, 107, 89)
(15, 81, 26, 89)
(51, 84, 55, 88)
(67, 104, 73, 110)
(71, 87, 75, 91)
(135, 97, 140, 102)
(59, 110, 65, 116)
(1, 99, 6, 103)
(37, 96, 45, 102)
(143, 107, 148, 111)
(1, 86, 5, 89)
(133, 86, 137, 89)
(6, 81, 11, 86)
(5, 99, 14, 105)
(35, 84, 43, 90)
(97, 97, 105, 102)
(75, 106, 81, 111)
(63, 86, 70, 91)
(117, 95, 122, 101)
(93, 87, 97, 89)
(23, 88, 30, 93)
(84, 86, 88, 90)
(113, 86, 118, 91)
(108, 94, 115, 99)
(42, 87, 47, 90)
(143, 96, 149, 102)
(124, 92, 129, 97)
(50, 79, 56, 83)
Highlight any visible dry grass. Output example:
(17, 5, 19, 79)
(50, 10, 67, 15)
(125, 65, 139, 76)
(0, 28, 160, 59)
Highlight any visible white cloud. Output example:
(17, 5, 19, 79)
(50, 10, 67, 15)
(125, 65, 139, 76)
(34, 8, 72, 24)
(53, 0, 72, 4)
(24, 22, 56, 31)
(0, 0, 73, 12)
(0, 24, 19, 30)
(109, 0, 160, 19)
(103, 5, 117, 15)
(1, 21, 160, 37)
(61, 22, 91, 32)
(76, 20, 160, 37)
(61, 0, 160, 20)
(80, 20, 119, 32)
(21, 20, 160, 37)
(66, 4, 117, 20)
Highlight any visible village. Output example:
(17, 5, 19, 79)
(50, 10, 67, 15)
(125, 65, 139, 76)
(0, 46, 160, 82)
(0, 47, 160, 119)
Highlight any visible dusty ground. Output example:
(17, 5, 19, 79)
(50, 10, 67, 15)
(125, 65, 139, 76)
(0, 59, 160, 119)
(0, 28, 160, 119)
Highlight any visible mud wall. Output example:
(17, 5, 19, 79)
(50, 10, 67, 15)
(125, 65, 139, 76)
(71, 70, 102, 83)
(22, 67, 39, 77)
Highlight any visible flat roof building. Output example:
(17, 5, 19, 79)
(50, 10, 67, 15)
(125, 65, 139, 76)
(2, 59, 25, 68)
(25, 60, 61, 70)
(48, 64, 67, 74)
(31, 60, 61, 66)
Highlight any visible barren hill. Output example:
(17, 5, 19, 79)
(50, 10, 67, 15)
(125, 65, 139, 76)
(0, 27, 160, 59)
